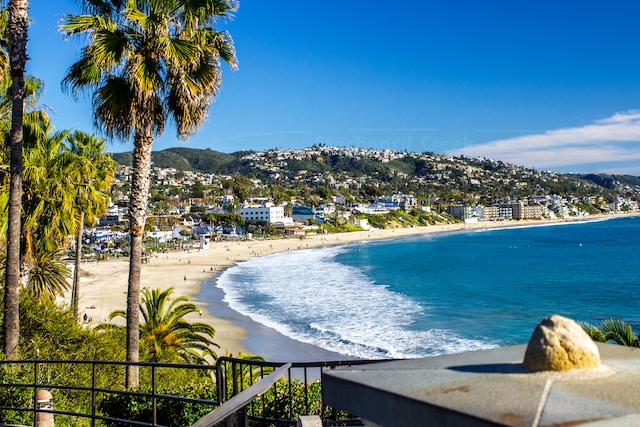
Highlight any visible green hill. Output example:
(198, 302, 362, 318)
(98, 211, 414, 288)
(110, 147, 247, 174)
(109, 146, 640, 197)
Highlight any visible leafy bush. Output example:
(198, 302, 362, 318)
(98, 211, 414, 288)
(0, 364, 34, 426)
(250, 379, 327, 421)
(99, 381, 218, 427)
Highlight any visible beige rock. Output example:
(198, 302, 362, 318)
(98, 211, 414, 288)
(523, 314, 601, 371)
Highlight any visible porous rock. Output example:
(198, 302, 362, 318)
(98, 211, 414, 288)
(523, 314, 601, 371)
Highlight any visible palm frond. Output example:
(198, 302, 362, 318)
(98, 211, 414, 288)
(600, 318, 637, 347)
(577, 321, 607, 342)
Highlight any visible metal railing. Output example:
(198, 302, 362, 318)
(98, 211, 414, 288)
(0, 357, 384, 426)
(0, 359, 218, 427)
(215, 357, 382, 426)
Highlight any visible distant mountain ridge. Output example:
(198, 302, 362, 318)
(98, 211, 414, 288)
(109, 147, 640, 193)
(570, 173, 640, 189)
(110, 147, 249, 175)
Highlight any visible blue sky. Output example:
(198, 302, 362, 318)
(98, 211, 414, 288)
(27, 1, 640, 174)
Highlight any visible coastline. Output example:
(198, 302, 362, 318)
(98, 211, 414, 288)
(73, 213, 631, 361)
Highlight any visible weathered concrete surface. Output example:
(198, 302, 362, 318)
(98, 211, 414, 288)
(322, 343, 640, 427)
(523, 315, 601, 371)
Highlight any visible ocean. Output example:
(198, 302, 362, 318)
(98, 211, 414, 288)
(210, 215, 640, 360)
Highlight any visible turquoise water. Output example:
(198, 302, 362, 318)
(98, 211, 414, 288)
(215, 216, 640, 359)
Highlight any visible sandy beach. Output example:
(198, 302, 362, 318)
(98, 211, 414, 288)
(73, 215, 617, 361)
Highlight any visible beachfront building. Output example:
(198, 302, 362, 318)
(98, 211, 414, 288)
(498, 202, 546, 220)
(479, 202, 546, 221)
(377, 194, 418, 211)
(522, 203, 545, 219)
(481, 205, 513, 221)
(353, 204, 390, 215)
(239, 200, 292, 224)
(347, 217, 371, 230)
(447, 204, 475, 221)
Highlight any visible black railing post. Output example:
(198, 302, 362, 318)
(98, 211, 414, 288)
(32, 361, 38, 427)
(152, 364, 157, 426)
(91, 362, 97, 427)
(303, 367, 309, 415)
(232, 361, 238, 396)
(216, 362, 227, 403)
(287, 368, 293, 419)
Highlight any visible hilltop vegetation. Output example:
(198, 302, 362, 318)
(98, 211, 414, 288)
(111, 148, 246, 174)
(109, 146, 640, 204)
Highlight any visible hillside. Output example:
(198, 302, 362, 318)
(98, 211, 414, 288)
(109, 146, 640, 198)
(572, 173, 640, 190)
(110, 147, 247, 174)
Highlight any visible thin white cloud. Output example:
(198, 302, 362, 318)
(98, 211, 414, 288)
(450, 110, 640, 171)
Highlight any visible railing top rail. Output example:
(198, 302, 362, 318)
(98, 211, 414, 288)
(215, 356, 390, 371)
(0, 358, 216, 370)
(191, 362, 292, 427)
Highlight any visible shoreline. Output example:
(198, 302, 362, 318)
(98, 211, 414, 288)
(73, 213, 633, 361)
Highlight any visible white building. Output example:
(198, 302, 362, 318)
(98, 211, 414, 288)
(239, 201, 291, 224)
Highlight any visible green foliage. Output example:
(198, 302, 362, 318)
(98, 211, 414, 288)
(188, 204, 205, 214)
(578, 322, 607, 343)
(0, 295, 128, 426)
(109, 287, 219, 363)
(111, 148, 240, 173)
(190, 180, 205, 198)
(15, 293, 126, 361)
(319, 219, 348, 233)
(99, 381, 218, 427)
(207, 212, 244, 226)
(244, 219, 274, 236)
(0, 364, 33, 426)
(24, 246, 71, 299)
(408, 208, 440, 225)
(252, 379, 322, 421)
(579, 318, 639, 347)
(251, 378, 351, 423)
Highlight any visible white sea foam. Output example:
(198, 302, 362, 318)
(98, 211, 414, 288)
(217, 246, 494, 359)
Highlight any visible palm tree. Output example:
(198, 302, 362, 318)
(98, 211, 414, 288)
(63, 131, 116, 317)
(20, 122, 73, 260)
(61, 0, 238, 388)
(22, 245, 71, 300)
(3, 0, 29, 360)
(579, 318, 639, 347)
(109, 287, 219, 364)
(0, 109, 113, 303)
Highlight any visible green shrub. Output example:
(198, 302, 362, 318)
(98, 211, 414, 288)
(0, 364, 34, 426)
(98, 381, 218, 427)
(251, 379, 325, 421)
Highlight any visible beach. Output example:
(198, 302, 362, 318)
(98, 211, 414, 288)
(73, 216, 615, 361)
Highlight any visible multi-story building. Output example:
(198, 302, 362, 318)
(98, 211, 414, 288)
(239, 201, 289, 224)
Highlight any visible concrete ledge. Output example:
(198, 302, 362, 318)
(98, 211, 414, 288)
(323, 344, 640, 427)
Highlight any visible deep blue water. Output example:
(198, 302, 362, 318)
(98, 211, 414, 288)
(215, 216, 640, 359)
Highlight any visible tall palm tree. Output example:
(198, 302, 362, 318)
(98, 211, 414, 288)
(0, 109, 112, 302)
(1, 114, 75, 300)
(109, 287, 219, 364)
(63, 131, 116, 317)
(3, 0, 29, 360)
(61, 0, 237, 388)
(20, 122, 73, 259)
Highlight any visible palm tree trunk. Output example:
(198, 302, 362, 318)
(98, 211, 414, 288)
(71, 211, 84, 317)
(3, 0, 29, 360)
(125, 134, 153, 389)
